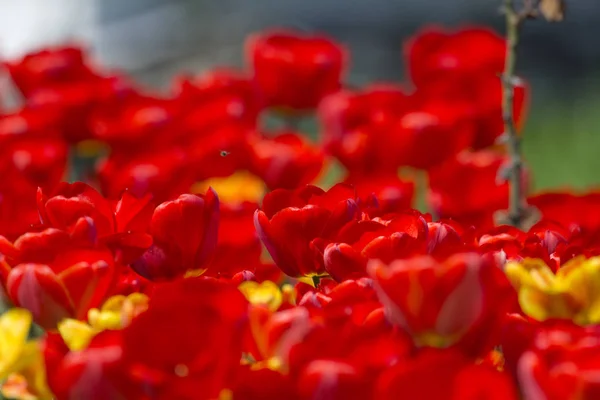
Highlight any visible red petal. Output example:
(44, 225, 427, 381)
(58, 260, 113, 319)
(7, 263, 75, 328)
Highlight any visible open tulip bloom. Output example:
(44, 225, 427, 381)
(0, 2, 593, 398)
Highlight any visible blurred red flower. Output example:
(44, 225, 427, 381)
(405, 26, 529, 148)
(4, 46, 97, 97)
(246, 29, 346, 111)
(428, 150, 527, 229)
(375, 348, 518, 400)
(318, 84, 410, 177)
(249, 132, 325, 190)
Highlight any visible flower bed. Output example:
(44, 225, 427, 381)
(0, 2, 592, 399)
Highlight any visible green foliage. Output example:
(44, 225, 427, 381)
(523, 88, 600, 192)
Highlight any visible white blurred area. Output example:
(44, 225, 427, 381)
(0, 0, 598, 92)
(0, 0, 248, 89)
(0, 0, 98, 58)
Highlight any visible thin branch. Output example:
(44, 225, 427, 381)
(501, 0, 529, 228)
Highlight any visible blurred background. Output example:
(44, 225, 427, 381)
(0, 0, 598, 192)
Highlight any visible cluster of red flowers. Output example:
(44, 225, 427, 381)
(0, 25, 598, 400)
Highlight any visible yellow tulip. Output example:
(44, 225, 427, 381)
(191, 171, 266, 204)
(58, 293, 149, 352)
(0, 308, 52, 400)
(506, 256, 600, 325)
(0, 308, 33, 380)
(238, 281, 283, 312)
(88, 292, 149, 331)
(57, 319, 96, 352)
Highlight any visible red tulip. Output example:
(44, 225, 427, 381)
(232, 367, 298, 400)
(5, 138, 67, 187)
(45, 330, 125, 400)
(206, 201, 263, 279)
(320, 278, 381, 326)
(246, 29, 346, 110)
(97, 147, 194, 203)
(255, 184, 360, 277)
(324, 212, 428, 281)
(297, 360, 372, 400)
(110, 265, 155, 297)
(0, 107, 68, 199)
(249, 305, 314, 365)
(528, 191, 600, 235)
(375, 348, 518, 400)
(415, 72, 529, 149)
(170, 70, 261, 181)
(428, 150, 528, 229)
(38, 182, 154, 262)
(0, 195, 40, 241)
(132, 190, 219, 280)
(38, 182, 116, 236)
(1, 221, 115, 329)
(89, 93, 179, 148)
(249, 132, 325, 190)
(318, 84, 410, 177)
(4, 45, 97, 97)
(175, 67, 262, 129)
(426, 221, 466, 258)
(186, 125, 256, 182)
(405, 26, 505, 87)
(27, 75, 134, 143)
(518, 325, 600, 400)
(369, 252, 511, 349)
(498, 313, 538, 378)
(117, 277, 248, 399)
(285, 282, 412, 375)
(0, 107, 63, 142)
(348, 175, 415, 217)
(405, 26, 528, 148)
(392, 102, 475, 169)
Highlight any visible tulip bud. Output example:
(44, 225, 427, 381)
(132, 189, 219, 280)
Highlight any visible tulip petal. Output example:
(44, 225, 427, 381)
(58, 261, 113, 320)
(7, 264, 74, 329)
(0, 308, 33, 379)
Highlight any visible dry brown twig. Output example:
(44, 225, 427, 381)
(497, 0, 564, 229)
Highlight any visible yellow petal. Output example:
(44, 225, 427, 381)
(562, 258, 600, 325)
(88, 293, 150, 331)
(119, 293, 150, 327)
(556, 255, 589, 279)
(17, 343, 53, 400)
(239, 281, 283, 312)
(518, 286, 573, 321)
(250, 357, 283, 372)
(87, 308, 101, 328)
(184, 268, 207, 278)
(89, 311, 122, 331)
(506, 259, 556, 291)
(58, 319, 96, 351)
(281, 284, 296, 306)
(0, 308, 33, 379)
(191, 171, 265, 205)
(100, 295, 127, 312)
(125, 293, 150, 309)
